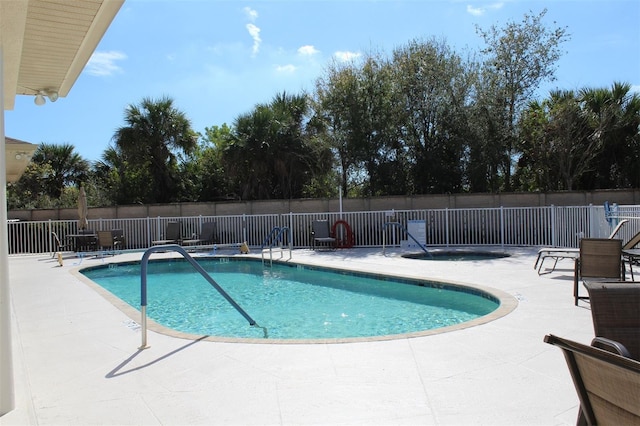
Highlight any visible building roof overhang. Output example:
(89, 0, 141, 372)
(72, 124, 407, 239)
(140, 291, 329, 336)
(2, 0, 124, 110)
(5, 137, 38, 183)
(1, 0, 123, 182)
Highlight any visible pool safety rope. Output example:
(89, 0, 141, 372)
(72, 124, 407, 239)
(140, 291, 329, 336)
(331, 220, 354, 248)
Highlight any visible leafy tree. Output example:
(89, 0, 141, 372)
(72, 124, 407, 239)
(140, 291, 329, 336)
(312, 52, 407, 197)
(8, 162, 54, 209)
(475, 9, 569, 191)
(190, 124, 235, 201)
(313, 41, 480, 196)
(391, 38, 476, 194)
(312, 61, 365, 197)
(356, 54, 405, 196)
(92, 145, 153, 205)
(113, 96, 197, 203)
(515, 98, 551, 191)
(468, 70, 511, 192)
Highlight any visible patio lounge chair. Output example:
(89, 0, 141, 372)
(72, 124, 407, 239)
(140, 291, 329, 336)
(622, 230, 640, 279)
(623, 229, 640, 251)
(182, 222, 217, 246)
(573, 238, 623, 306)
(584, 281, 640, 361)
(311, 220, 336, 250)
(544, 334, 640, 426)
(534, 219, 627, 275)
(152, 221, 182, 245)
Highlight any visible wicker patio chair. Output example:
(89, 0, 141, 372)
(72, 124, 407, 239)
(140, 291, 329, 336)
(182, 222, 217, 246)
(584, 281, 640, 361)
(96, 230, 122, 257)
(573, 238, 623, 306)
(544, 334, 640, 426)
(152, 221, 182, 245)
(311, 220, 336, 250)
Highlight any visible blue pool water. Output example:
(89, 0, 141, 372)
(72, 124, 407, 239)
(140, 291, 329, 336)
(81, 259, 499, 340)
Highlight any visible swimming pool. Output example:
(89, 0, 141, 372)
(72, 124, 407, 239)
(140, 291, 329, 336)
(81, 258, 506, 342)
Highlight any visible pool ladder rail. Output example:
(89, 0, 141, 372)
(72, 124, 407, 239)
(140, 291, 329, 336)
(139, 245, 267, 348)
(382, 222, 432, 258)
(261, 226, 292, 266)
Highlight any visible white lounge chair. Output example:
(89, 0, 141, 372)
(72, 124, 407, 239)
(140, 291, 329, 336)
(534, 219, 628, 275)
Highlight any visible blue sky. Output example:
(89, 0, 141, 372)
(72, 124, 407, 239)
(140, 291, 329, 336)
(6, 0, 640, 162)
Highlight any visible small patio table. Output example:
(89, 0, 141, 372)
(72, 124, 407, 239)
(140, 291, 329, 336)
(66, 233, 97, 252)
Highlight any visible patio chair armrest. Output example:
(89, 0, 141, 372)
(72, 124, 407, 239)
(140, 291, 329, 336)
(591, 337, 632, 358)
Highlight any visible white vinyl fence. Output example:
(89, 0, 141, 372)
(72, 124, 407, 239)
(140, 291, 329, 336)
(7, 205, 640, 255)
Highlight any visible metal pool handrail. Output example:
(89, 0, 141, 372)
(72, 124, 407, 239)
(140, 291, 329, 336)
(139, 244, 262, 348)
(261, 226, 292, 266)
(382, 222, 432, 258)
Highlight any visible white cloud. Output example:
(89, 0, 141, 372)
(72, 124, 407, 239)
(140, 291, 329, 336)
(275, 64, 297, 73)
(298, 45, 320, 56)
(466, 2, 503, 16)
(466, 5, 484, 16)
(334, 51, 361, 62)
(243, 6, 258, 22)
(243, 7, 261, 56)
(86, 51, 127, 76)
(246, 23, 262, 56)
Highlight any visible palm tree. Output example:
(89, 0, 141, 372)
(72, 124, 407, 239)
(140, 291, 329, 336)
(224, 92, 331, 200)
(29, 143, 89, 199)
(113, 96, 197, 203)
(579, 82, 640, 188)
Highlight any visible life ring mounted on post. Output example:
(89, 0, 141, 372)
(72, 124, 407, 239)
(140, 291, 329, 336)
(331, 220, 354, 249)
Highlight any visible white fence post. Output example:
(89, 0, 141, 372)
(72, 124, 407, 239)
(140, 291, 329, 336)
(500, 206, 505, 248)
(445, 208, 450, 247)
(551, 205, 557, 247)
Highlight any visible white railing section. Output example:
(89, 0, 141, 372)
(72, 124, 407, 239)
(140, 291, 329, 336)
(7, 205, 640, 255)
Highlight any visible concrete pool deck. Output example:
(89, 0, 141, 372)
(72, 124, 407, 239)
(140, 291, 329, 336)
(2, 246, 599, 425)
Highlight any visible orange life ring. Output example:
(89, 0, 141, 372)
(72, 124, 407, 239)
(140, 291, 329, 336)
(331, 220, 354, 248)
